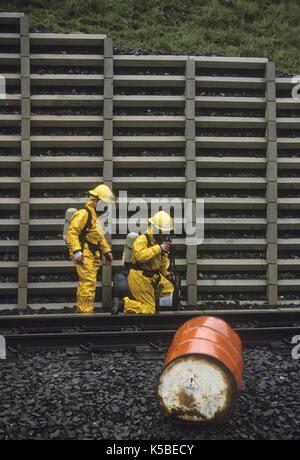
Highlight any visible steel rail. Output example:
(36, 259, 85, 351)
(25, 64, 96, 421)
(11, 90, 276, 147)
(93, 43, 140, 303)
(0, 309, 299, 334)
(3, 325, 300, 352)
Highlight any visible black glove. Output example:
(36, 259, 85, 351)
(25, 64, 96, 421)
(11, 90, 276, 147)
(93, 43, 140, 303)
(166, 272, 177, 288)
(104, 251, 113, 265)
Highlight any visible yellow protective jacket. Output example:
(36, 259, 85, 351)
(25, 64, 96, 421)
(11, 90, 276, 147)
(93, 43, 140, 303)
(131, 226, 170, 276)
(66, 196, 111, 255)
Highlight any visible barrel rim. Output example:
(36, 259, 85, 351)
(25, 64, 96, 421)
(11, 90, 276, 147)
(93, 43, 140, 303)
(160, 351, 239, 393)
(164, 331, 244, 391)
(164, 335, 243, 381)
(157, 352, 239, 424)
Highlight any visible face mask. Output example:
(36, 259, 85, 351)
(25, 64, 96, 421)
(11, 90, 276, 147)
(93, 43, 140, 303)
(96, 200, 108, 215)
(95, 202, 111, 236)
(153, 231, 170, 245)
(96, 201, 110, 229)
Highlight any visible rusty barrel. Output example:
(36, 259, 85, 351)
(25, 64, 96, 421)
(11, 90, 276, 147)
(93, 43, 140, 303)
(157, 316, 243, 423)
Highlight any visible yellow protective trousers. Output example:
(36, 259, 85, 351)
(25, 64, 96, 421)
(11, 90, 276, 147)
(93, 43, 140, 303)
(124, 269, 174, 315)
(71, 242, 101, 313)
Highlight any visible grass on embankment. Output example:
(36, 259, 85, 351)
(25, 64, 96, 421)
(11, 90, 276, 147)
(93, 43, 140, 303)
(0, 0, 299, 74)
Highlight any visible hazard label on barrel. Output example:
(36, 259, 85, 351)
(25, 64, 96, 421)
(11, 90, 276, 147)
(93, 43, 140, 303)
(182, 377, 199, 396)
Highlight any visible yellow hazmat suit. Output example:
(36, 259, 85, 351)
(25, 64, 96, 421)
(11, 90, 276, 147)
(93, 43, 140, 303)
(67, 195, 111, 313)
(123, 226, 174, 314)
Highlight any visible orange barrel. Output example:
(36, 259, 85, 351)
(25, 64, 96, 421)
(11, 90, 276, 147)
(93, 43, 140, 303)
(157, 316, 243, 424)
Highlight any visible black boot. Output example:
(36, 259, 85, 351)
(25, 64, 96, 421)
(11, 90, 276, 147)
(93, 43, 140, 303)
(111, 297, 124, 315)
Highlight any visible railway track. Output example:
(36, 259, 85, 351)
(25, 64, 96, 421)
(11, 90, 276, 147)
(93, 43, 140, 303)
(1, 13, 300, 312)
(1, 310, 299, 352)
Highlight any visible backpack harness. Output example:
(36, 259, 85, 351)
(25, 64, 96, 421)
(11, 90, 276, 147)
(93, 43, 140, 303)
(70, 207, 100, 254)
(130, 233, 162, 283)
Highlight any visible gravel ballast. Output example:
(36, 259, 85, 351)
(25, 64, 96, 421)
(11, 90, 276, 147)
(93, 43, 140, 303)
(0, 346, 299, 440)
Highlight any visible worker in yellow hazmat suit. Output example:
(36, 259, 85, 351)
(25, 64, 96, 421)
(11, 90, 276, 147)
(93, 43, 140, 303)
(112, 210, 175, 315)
(67, 184, 116, 313)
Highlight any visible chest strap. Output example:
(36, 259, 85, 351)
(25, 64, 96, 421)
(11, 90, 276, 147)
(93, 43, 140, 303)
(85, 240, 100, 254)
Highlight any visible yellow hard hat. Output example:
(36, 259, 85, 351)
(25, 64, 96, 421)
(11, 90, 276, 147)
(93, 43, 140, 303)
(89, 184, 116, 203)
(148, 210, 174, 232)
